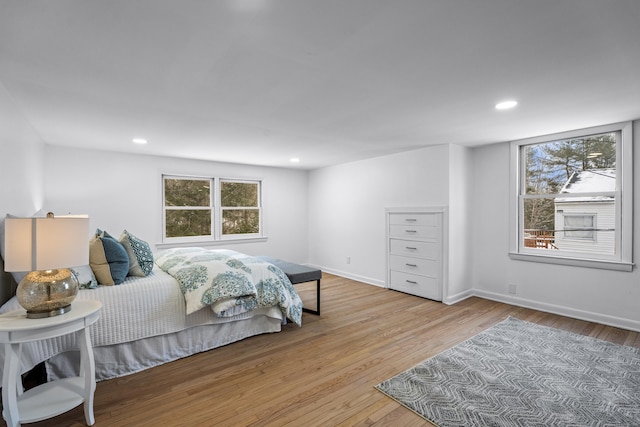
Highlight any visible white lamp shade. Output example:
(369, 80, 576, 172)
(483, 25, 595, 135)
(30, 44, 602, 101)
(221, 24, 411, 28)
(4, 215, 89, 272)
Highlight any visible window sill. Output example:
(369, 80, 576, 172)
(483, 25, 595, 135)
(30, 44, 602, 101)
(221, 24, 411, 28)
(508, 252, 633, 272)
(156, 236, 268, 250)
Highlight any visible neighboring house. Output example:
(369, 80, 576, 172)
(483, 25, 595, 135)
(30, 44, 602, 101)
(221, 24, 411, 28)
(554, 168, 616, 255)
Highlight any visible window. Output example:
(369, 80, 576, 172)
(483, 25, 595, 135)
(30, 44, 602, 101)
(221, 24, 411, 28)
(162, 175, 264, 243)
(163, 177, 213, 239)
(220, 180, 261, 237)
(562, 214, 596, 240)
(509, 122, 632, 271)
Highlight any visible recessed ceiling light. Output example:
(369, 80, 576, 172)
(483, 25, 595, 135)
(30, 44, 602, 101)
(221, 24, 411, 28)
(132, 138, 148, 144)
(495, 100, 518, 110)
(290, 157, 300, 163)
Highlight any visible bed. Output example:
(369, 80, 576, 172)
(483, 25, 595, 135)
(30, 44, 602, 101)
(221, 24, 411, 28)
(0, 247, 303, 381)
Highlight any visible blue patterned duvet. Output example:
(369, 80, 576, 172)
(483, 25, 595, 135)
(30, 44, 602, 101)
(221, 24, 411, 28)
(155, 248, 303, 326)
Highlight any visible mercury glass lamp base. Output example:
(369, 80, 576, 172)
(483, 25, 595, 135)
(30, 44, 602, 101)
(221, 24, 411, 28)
(17, 268, 79, 319)
(26, 304, 72, 319)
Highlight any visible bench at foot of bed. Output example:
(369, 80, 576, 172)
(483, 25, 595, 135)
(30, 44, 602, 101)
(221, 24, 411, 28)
(257, 256, 321, 315)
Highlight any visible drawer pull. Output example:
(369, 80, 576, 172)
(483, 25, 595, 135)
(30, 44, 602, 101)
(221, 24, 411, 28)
(405, 246, 417, 250)
(405, 218, 417, 222)
(406, 280, 418, 284)
(405, 263, 417, 267)
(405, 230, 417, 233)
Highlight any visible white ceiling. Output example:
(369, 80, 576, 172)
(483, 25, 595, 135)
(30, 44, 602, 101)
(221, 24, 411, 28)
(1, 0, 639, 170)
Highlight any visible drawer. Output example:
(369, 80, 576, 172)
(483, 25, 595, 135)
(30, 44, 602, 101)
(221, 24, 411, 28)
(389, 271, 441, 300)
(389, 254, 438, 277)
(388, 213, 437, 226)
(389, 224, 437, 240)
(389, 239, 437, 259)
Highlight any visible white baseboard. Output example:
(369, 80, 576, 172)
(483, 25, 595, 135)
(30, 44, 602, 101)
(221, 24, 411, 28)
(473, 289, 640, 333)
(306, 266, 640, 332)
(306, 264, 386, 288)
(443, 289, 474, 305)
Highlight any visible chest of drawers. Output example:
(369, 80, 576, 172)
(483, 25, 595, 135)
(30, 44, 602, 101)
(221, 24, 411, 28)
(386, 208, 444, 301)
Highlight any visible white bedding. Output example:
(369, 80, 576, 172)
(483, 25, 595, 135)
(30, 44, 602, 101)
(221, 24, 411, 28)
(155, 248, 303, 324)
(47, 309, 283, 381)
(0, 264, 286, 381)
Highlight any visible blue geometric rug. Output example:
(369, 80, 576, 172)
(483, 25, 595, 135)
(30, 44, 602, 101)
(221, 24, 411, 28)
(376, 317, 640, 426)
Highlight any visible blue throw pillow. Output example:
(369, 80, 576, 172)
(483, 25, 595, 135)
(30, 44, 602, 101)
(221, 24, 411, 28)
(99, 230, 130, 285)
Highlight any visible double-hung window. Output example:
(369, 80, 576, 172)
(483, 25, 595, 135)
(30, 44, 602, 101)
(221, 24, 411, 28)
(220, 179, 262, 237)
(509, 122, 632, 271)
(162, 175, 264, 243)
(163, 176, 213, 240)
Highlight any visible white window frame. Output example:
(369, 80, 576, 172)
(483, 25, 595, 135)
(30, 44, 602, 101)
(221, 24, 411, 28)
(161, 174, 266, 247)
(219, 178, 263, 241)
(509, 121, 633, 271)
(162, 175, 215, 244)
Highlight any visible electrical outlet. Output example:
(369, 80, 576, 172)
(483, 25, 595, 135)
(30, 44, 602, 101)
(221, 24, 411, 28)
(346, 256, 351, 264)
(508, 284, 517, 295)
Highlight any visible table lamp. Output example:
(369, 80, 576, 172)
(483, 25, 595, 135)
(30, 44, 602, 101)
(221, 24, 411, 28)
(3, 213, 89, 318)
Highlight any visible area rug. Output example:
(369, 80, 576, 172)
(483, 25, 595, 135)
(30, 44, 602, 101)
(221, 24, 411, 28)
(376, 317, 640, 426)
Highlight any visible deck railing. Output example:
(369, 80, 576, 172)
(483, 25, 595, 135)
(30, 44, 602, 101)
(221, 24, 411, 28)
(523, 229, 558, 249)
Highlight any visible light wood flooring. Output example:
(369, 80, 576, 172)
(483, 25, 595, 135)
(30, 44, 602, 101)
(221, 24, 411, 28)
(21, 273, 640, 426)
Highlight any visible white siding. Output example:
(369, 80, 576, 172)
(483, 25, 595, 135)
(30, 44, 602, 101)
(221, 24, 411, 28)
(554, 200, 615, 254)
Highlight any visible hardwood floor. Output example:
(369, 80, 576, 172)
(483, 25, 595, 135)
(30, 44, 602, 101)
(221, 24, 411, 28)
(23, 273, 640, 426)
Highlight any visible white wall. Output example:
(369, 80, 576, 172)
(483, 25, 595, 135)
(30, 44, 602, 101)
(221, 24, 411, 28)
(0, 82, 45, 303)
(43, 146, 310, 264)
(308, 144, 474, 300)
(446, 144, 473, 302)
(470, 120, 640, 331)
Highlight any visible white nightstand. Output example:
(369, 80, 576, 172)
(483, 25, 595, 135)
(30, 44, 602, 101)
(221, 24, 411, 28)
(0, 299, 102, 427)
